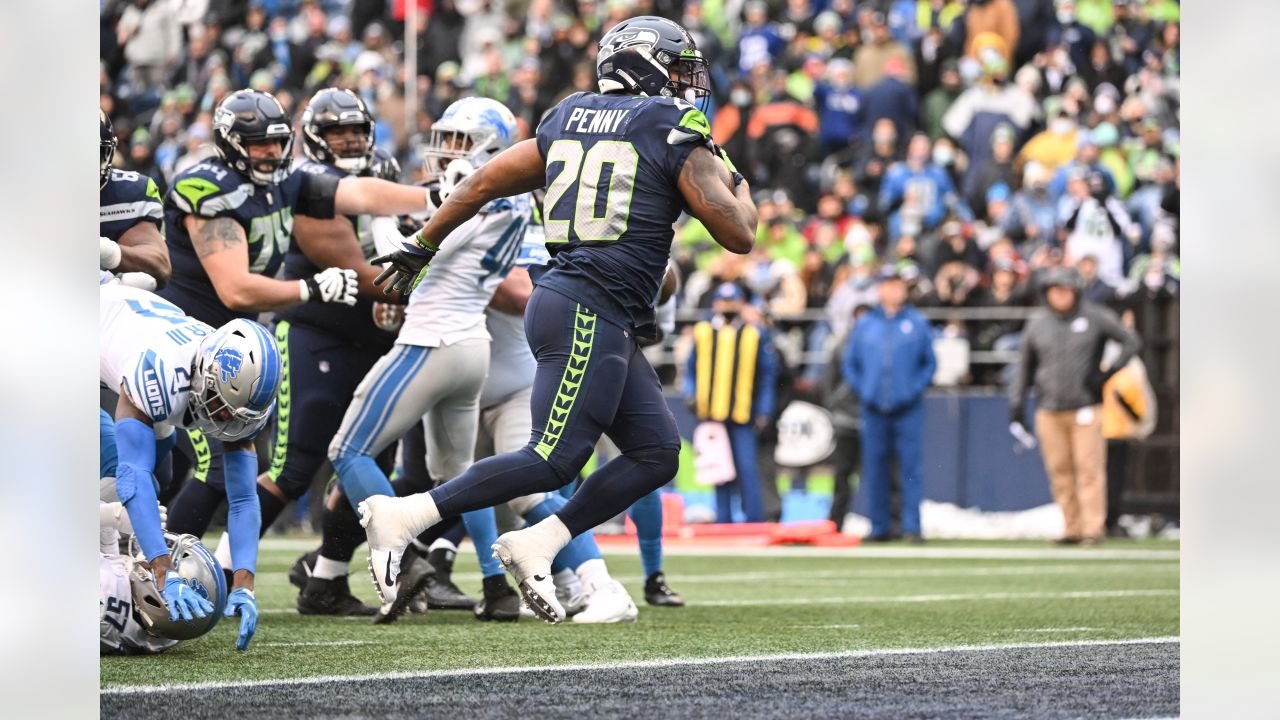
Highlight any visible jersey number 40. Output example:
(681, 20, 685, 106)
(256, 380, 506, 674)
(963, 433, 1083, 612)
(544, 140, 638, 243)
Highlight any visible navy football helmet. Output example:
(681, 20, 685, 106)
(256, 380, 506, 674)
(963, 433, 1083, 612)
(212, 90, 295, 185)
(596, 17, 711, 113)
(301, 88, 376, 174)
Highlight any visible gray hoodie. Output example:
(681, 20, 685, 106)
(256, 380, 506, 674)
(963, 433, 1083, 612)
(1009, 298, 1140, 417)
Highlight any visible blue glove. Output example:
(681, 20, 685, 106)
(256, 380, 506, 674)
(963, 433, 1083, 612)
(372, 233, 438, 296)
(224, 588, 258, 651)
(160, 570, 213, 622)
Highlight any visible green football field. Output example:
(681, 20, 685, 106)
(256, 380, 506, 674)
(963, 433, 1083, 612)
(102, 536, 1179, 717)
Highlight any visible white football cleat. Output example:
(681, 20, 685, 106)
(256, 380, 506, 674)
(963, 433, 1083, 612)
(357, 496, 417, 605)
(491, 531, 564, 624)
(572, 580, 639, 624)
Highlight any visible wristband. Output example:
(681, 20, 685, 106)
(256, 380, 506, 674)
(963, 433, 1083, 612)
(298, 279, 311, 303)
(414, 230, 441, 252)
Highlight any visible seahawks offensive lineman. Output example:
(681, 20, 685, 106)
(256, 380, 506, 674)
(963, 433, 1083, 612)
(157, 89, 442, 551)
(327, 97, 535, 622)
(100, 109, 170, 289)
(100, 282, 281, 649)
(365, 16, 756, 622)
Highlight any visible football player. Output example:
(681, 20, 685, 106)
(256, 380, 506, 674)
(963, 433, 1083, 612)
(156, 88, 441, 560)
(100, 282, 282, 649)
(326, 97, 535, 623)
(363, 16, 755, 622)
(100, 109, 170, 289)
(100, 506, 226, 656)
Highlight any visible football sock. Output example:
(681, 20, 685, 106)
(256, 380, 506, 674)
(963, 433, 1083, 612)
(556, 448, 677, 537)
(628, 488, 665, 577)
(575, 558, 610, 590)
(332, 455, 396, 511)
(320, 499, 365, 563)
(255, 483, 288, 536)
(524, 495, 601, 574)
(462, 508, 503, 578)
(312, 555, 349, 580)
(520, 514, 572, 562)
(428, 537, 458, 554)
(553, 568, 579, 595)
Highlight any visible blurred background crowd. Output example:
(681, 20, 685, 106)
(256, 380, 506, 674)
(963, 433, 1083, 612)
(100, 0, 1180, 531)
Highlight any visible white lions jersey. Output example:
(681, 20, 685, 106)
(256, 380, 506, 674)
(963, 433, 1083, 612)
(479, 228, 548, 409)
(100, 284, 212, 433)
(397, 194, 533, 348)
(100, 553, 177, 656)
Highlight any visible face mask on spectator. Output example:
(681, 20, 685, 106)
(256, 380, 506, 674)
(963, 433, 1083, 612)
(731, 89, 752, 107)
(1051, 117, 1076, 135)
(1057, 9, 1076, 24)
(932, 146, 954, 166)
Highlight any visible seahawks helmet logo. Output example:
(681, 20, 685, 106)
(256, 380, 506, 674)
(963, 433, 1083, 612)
(600, 28, 660, 60)
(214, 347, 245, 383)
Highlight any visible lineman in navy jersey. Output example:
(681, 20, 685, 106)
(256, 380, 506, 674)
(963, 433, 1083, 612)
(100, 109, 170, 288)
(158, 89, 443, 558)
(363, 16, 757, 623)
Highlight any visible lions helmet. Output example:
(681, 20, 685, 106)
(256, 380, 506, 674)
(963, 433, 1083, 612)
(423, 97, 518, 177)
(187, 318, 281, 442)
(212, 89, 294, 186)
(129, 533, 228, 642)
(596, 17, 711, 113)
(301, 88, 376, 173)
(101, 109, 117, 189)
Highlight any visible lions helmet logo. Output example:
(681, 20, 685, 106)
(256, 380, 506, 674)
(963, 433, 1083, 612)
(214, 347, 245, 383)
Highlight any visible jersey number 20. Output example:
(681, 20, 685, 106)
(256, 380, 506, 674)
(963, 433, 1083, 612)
(544, 140, 638, 243)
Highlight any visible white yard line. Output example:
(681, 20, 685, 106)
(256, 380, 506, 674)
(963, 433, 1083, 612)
(254, 537, 1178, 562)
(101, 636, 1179, 695)
(254, 640, 373, 648)
(1014, 627, 1104, 633)
(694, 588, 1177, 607)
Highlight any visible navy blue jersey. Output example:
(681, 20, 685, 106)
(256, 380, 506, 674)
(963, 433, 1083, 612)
(533, 92, 710, 332)
(100, 168, 164, 242)
(159, 157, 337, 327)
(276, 159, 395, 350)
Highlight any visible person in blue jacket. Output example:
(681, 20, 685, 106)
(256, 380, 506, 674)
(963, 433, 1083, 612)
(843, 266, 937, 542)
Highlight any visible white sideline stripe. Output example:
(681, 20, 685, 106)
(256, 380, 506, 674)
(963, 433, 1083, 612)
(254, 537, 1178, 561)
(255, 640, 373, 648)
(1015, 627, 1103, 633)
(695, 589, 1177, 607)
(101, 636, 1179, 695)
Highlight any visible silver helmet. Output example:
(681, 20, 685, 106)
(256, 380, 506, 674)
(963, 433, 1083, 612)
(422, 97, 518, 177)
(187, 318, 281, 442)
(129, 533, 228, 641)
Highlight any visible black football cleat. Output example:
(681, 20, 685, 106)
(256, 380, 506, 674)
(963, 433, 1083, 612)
(372, 547, 434, 625)
(424, 548, 478, 611)
(473, 575, 522, 622)
(288, 550, 319, 591)
(296, 576, 378, 616)
(643, 572, 685, 607)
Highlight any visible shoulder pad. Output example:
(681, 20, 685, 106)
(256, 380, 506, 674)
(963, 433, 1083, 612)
(170, 163, 253, 218)
(648, 99, 710, 146)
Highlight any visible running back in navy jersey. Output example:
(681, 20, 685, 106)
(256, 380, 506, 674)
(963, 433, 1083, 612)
(275, 159, 394, 349)
(100, 168, 164, 242)
(160, 157, 337, 327)
(533, 91, 711, 332)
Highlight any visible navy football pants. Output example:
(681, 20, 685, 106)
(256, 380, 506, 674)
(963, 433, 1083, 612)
(430, 286, 681, 537)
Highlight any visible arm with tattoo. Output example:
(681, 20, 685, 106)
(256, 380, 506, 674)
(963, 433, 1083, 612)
(185, 215, 310, 312)
(677, 146, 757, 254)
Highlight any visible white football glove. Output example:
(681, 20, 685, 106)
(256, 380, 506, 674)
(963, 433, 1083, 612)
(100, 236, 122, 270)
(301, 267, 358, 305)
(118, 272, 158, 291)
(441, 158, 475, 197)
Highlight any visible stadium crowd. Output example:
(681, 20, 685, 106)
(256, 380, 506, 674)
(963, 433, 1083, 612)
(101, 0, 1181, 377)
(99, 0, 1180, 537)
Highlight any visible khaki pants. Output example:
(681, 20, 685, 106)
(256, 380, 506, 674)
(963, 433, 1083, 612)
(1035, 407, 1107, 540)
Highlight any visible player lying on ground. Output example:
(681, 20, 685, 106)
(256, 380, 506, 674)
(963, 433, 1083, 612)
(363, 16, 755, 622)
(100, 283, 282, 649)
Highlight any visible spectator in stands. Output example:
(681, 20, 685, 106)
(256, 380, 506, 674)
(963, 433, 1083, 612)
(739, 1, 786, 75)
(1126, 222, 1180, 296)
(1049, 0, 1098, 71)
(942, 51, 1038, 195)
(852, 118, 903, 203)
(966, 122, 1019, 217)
(843, 266, 936, 543)
(921, 59, 963, 140)
(1061, 169, 1138, 285)
(962, 0, 1021, 65)
(853, 11, 917, 88)
(862, 55, 920, 143)
(1013, 0, 1058, 66)
(1009, 266, 1141, 545)
(931, 219, 985, 275)
(1077, 254, 1119, 306)
(880, 133, 966, 242)
(685, 284, 780, 523)
(813, 59, 864, 154)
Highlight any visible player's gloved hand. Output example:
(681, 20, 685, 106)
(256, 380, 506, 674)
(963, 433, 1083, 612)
(301, 267, 358, 305)
(709, 142, 745, 187)
(159, 570, 214, 622)
(224, 587, 258, 652)
(100, 236, 122, 270)
(372, 233, 438, 296)
(117, 272, 158, 291)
